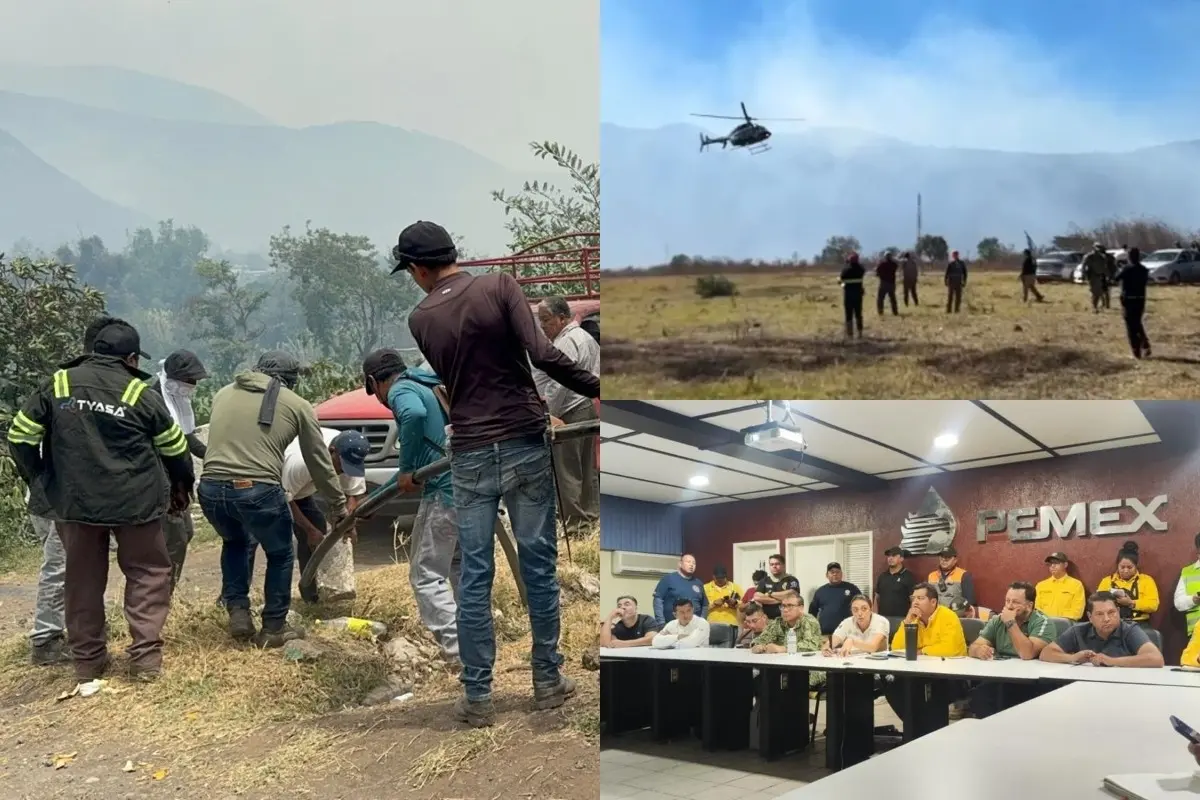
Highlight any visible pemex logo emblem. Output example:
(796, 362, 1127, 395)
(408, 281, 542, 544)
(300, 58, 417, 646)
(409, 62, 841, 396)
(899, 487, 957, 555)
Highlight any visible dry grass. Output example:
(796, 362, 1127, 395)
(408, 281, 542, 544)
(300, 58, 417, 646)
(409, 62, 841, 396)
(0, 526, 601, 793)
(406, 723, 516, 789)
(603, 268, 1200, 398)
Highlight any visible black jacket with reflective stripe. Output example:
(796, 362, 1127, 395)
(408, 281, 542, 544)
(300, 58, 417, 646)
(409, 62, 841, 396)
(7, 354, 195, 526)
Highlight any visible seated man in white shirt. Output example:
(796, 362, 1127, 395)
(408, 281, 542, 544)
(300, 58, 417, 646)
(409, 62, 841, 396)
(651, 597, 711, 649)
(823, 594, 890, 655)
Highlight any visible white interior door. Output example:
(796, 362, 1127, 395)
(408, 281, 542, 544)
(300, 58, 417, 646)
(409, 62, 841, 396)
(733, 540, 779, 592)
(787, 538, 838, 607)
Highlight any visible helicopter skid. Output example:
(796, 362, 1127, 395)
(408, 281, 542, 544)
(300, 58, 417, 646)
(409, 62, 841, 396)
(748, 143, 771, 154)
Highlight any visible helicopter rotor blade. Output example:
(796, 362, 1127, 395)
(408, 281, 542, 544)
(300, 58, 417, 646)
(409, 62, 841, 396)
(690, 113, 745, 120)
(741, 101, 751, 123)
(752, 117, 807, 122)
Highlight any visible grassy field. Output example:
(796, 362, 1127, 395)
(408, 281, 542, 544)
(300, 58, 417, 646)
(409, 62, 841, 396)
(604, 268, 1200, 398)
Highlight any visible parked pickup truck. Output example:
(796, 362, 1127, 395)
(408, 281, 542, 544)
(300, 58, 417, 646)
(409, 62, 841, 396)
(314, 234, 599, 523)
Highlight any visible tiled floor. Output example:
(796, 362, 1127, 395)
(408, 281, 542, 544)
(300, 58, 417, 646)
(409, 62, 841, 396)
(601, 697, 905, 799)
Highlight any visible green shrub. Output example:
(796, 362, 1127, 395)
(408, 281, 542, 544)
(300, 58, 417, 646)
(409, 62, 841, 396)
(695, 274, 738, 298)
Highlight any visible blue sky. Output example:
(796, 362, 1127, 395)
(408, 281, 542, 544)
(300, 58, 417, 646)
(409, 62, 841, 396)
(602, 0, 1200, 152)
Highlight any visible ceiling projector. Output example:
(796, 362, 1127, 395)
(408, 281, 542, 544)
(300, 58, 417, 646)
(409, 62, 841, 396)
(741, 421, 806, 452)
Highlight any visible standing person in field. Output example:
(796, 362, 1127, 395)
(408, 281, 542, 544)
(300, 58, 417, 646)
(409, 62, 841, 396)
(840, 252, 865, 338)
(397, 220, 600, 728)
(900, 251, 919, 306)
(875, 252, 899, 316)
(1113, 247, 1152, 359)
(1082, 243, 1109, 313)
(1020, 248, 1045, 303)
(944, 250, 967, 313)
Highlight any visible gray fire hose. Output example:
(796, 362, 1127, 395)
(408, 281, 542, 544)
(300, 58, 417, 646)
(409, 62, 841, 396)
(298, 418, 600, 606)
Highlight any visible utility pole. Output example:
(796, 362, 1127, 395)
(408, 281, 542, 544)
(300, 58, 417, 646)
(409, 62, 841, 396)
(916, 192, 923, 273)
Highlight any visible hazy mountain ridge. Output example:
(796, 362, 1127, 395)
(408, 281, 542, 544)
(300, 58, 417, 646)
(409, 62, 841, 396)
(0, 129, 150, 249)
(2, 76, 558, 255)
(0, 63, 273, 126)
(601, 122, 1200, 267)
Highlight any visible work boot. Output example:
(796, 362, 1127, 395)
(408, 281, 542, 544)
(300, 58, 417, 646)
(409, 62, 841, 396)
(30, 636, 70, 666)
(75, 655, 111, 682)
(454, 695, 496, 728)
(254, 623, 304, 649)
(533, 675, 577, 711)
(129, 663, 162, 683)
(228, 607, 256, 641)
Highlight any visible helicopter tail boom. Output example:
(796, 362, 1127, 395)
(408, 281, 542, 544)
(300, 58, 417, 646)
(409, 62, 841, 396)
(699, 132, 728, 152)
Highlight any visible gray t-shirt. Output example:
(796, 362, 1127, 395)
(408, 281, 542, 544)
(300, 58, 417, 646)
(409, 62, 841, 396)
(1054, 621, 1151, 658)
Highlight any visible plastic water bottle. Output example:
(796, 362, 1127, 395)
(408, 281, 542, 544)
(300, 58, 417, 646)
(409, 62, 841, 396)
(786, 627, 797, 655)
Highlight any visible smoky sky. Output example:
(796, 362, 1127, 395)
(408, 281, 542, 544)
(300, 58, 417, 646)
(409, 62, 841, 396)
(0, 0, 598, 170)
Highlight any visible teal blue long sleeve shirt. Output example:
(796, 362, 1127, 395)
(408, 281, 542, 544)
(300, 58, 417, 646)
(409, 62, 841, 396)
(386, 368, 452, 504)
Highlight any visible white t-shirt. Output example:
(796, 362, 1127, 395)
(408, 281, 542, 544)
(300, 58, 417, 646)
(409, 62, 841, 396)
(651, 616, 711, 649)
(281, 427, 367, 501)
(832, 613, 890, 644)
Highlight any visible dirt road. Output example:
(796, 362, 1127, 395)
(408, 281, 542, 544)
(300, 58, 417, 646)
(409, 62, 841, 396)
(0, 528, 599, 799)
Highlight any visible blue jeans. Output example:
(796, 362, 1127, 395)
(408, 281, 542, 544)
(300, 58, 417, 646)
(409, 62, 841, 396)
(198, 479, 294, 626)
(451, 434, 563, 701)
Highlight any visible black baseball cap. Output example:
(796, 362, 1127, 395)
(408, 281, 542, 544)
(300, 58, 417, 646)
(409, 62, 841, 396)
(361, 348, 407, 394)
(713, 565, 728, 578)
(331, 431, 370, 478)
(92, 322, 150, 360)
(390, 221, 458, 274)
(884, 546, 906, 556)
(938, 546, 958, 557)
(826, 562, 842, 571)
(1045, 552, 1068, 564)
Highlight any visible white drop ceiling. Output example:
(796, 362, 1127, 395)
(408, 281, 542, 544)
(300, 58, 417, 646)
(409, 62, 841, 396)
(600, 400, 1161, 506)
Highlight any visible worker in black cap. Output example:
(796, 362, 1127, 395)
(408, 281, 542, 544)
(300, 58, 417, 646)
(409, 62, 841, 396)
(1034, 551, 1085, 620)
(928, 545, 975, 608)
(874, 546, 916, 619)
(839, 252, 865, 338)
(148, 349, 210, 593)
(396, 219, 599, 727)
(7, 319, 194, 681)
(199, 349, 348, 647)
(809, 562, 862, 636)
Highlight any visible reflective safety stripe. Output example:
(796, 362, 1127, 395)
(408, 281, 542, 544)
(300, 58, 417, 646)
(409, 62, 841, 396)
(6, 427, 39, 446)
(154, 423, 188, 457)
(12, 411, 43, 435)
(52, 370, 70, 398)
(1184, 564, 1200, 635)
(7, 411, 45, 446)
(120, 379, 148, 406)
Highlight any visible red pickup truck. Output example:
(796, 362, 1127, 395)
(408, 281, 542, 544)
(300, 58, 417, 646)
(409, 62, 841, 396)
(314, 234, 598, 520)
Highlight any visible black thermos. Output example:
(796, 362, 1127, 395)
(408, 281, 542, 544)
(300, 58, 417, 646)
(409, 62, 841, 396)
(904, 622, 918, 660)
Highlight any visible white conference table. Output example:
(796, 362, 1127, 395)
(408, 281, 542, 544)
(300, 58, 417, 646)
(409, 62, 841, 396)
(599, 645, 1200, 689)
(775, 681, 1200, 799)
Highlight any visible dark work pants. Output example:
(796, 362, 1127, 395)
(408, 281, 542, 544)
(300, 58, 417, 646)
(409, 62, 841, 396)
(163, 510, 194, 595)
(554, 402, 599, 536)
(969, 681, 1053, 719)
(903, 279, 918, 306)
(946, 279, 963, 313)
(877, 282, 898, 315)
(844, 290, 864, 336)
(60, 520, 172, 679)
(1020, 274, 1044, 302)
(1090, 279, 1107, 311)
(243, 496, 320, 600)
(1122, 296, 1149, 357)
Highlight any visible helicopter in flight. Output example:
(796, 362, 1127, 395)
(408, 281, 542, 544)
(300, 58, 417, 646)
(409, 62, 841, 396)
(691, 102, 805, 154)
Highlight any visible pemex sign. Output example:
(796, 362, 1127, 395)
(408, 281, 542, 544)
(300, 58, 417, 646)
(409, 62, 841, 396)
(976, 495, 1168, 543)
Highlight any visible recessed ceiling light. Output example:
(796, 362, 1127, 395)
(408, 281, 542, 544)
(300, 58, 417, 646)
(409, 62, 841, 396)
(933, 433, 959, 449)
(688, 475, 710, 488)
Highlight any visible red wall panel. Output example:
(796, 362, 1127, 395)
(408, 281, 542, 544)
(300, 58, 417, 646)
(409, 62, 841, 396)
(682, 442, 1200, 661)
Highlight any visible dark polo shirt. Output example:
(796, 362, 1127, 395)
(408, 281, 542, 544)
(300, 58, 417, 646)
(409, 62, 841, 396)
(874, 567, 917, 618)
(611, 614, 660, 641)
(1054, 620, 1153, 658)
